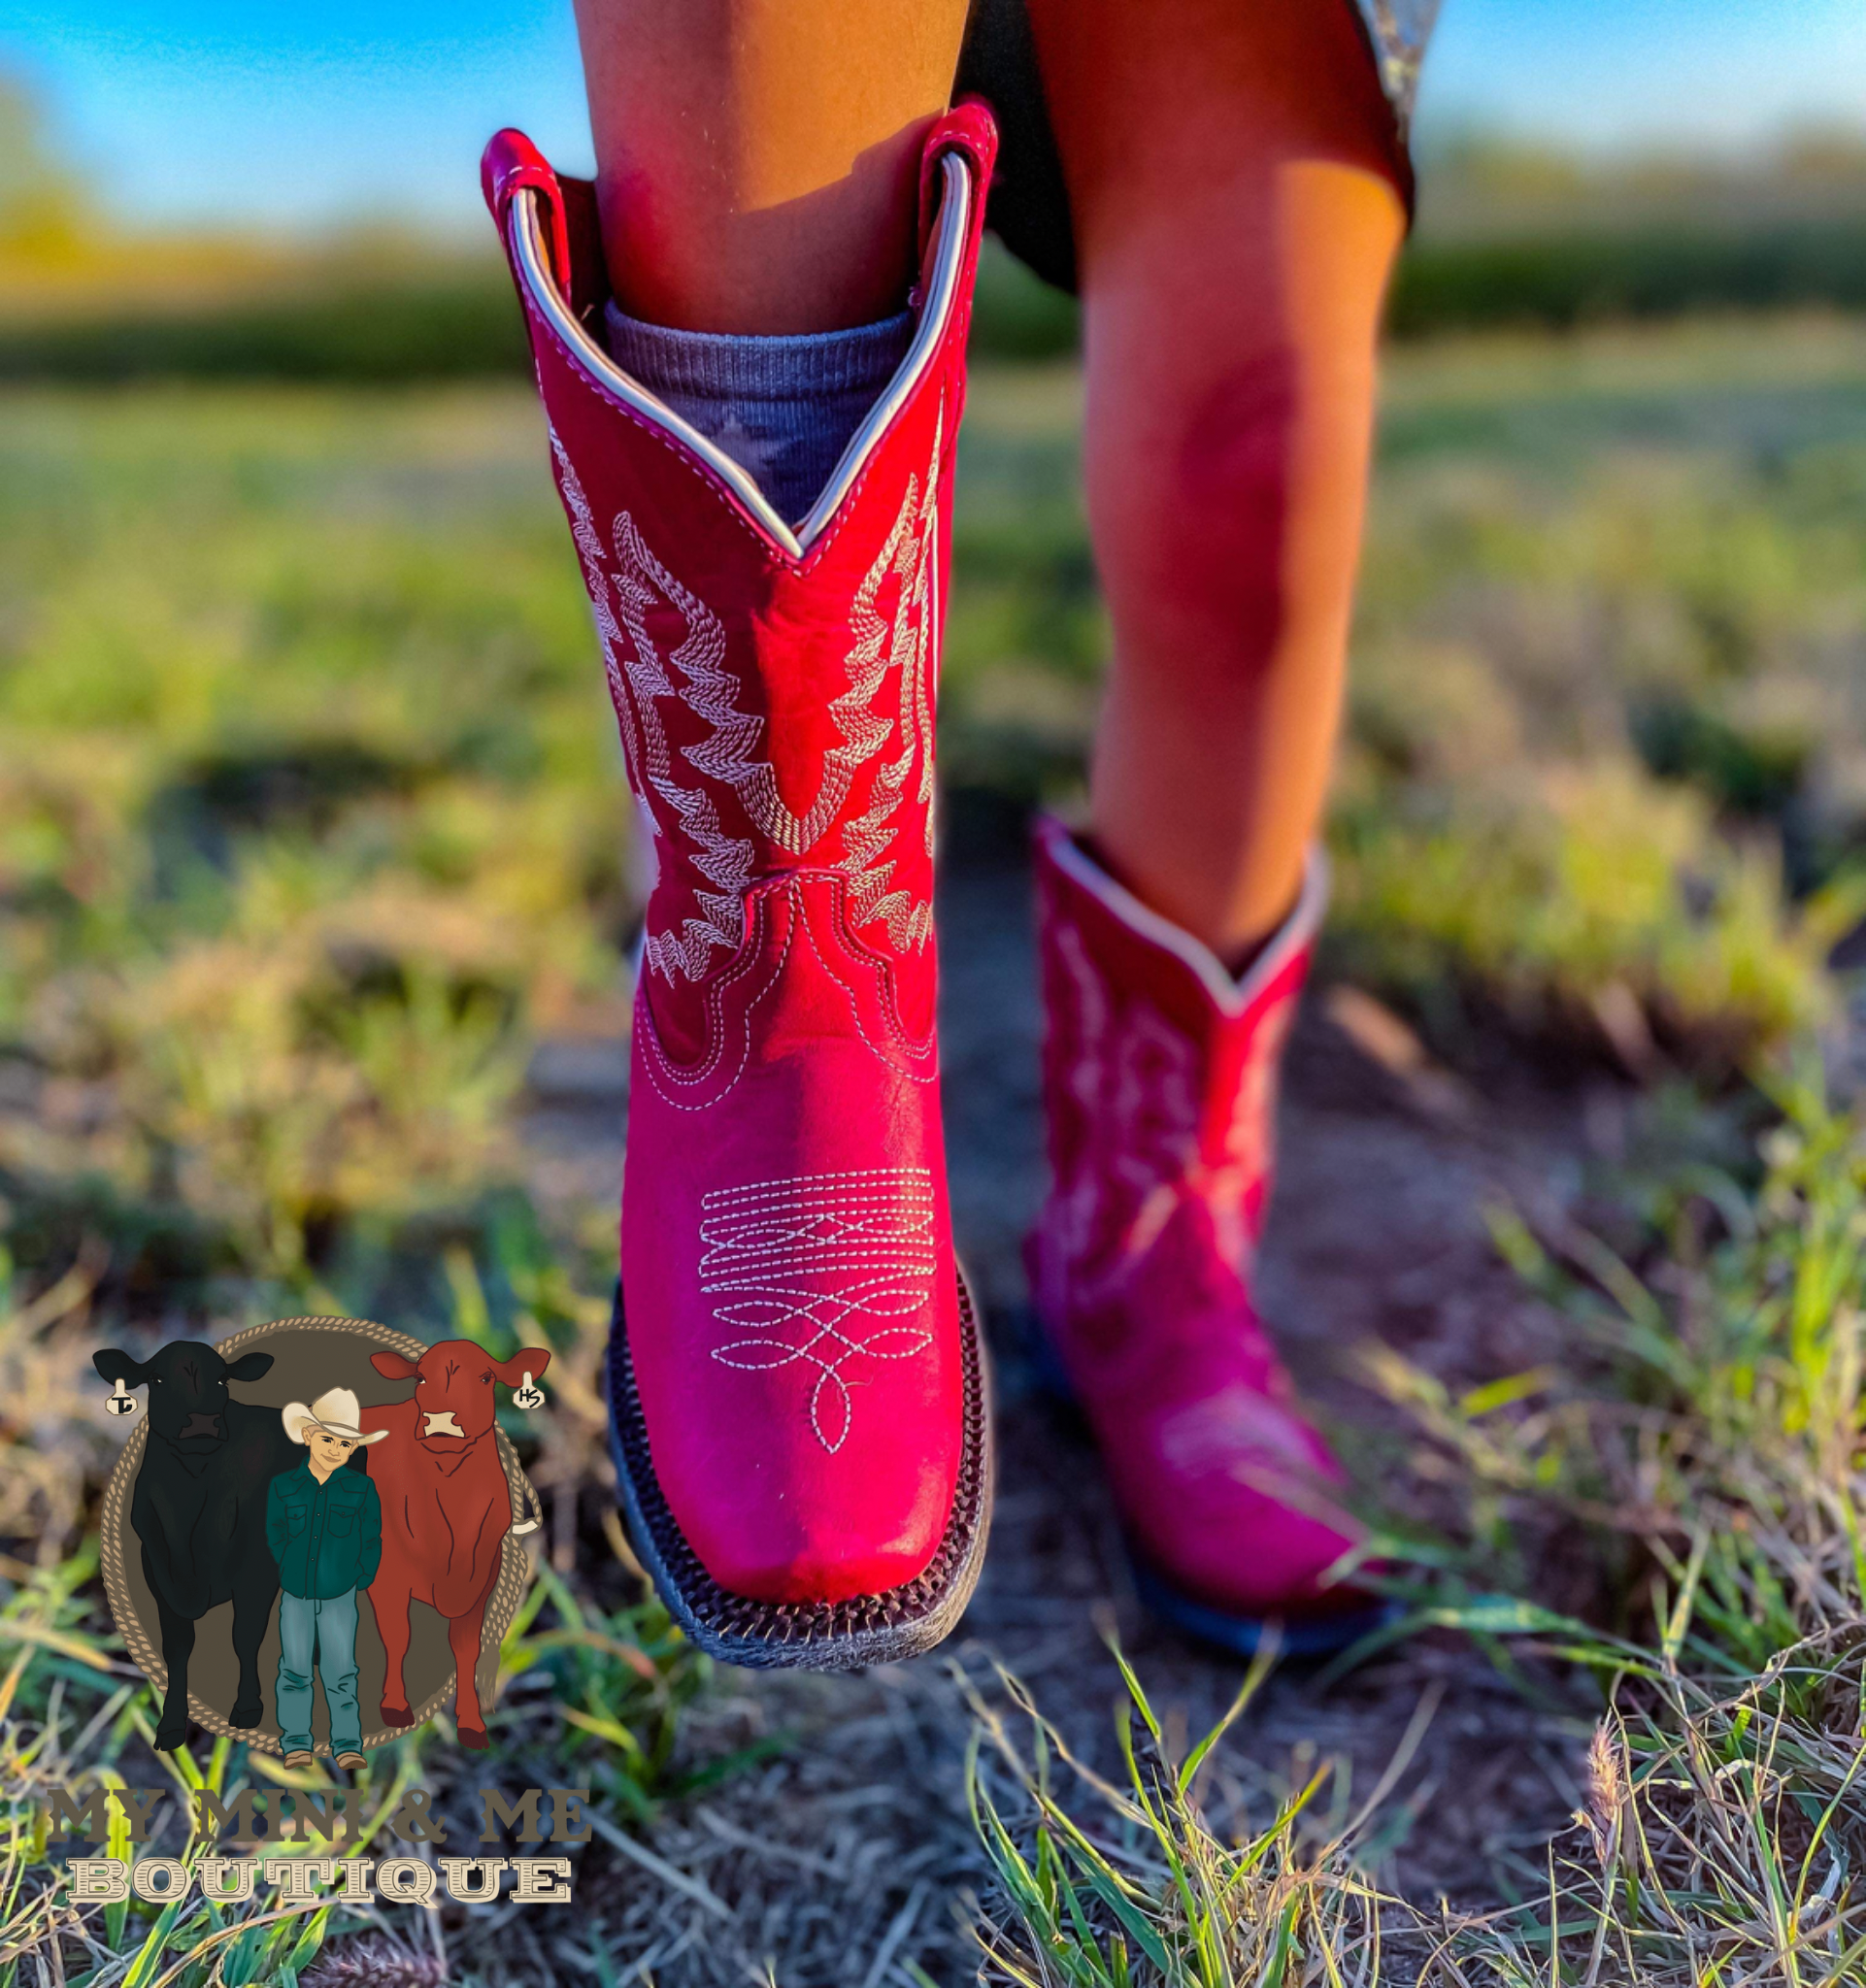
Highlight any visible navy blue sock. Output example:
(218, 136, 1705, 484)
(605, 302, 916, 526)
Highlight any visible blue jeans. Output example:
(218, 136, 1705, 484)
(276, 1588, 361, 1757)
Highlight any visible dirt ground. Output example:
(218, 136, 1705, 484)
(513, 829, 1607, 1988)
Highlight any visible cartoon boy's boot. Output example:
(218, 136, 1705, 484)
(483, 111, 996, 1667)
(1028, 815, 1384, 1653)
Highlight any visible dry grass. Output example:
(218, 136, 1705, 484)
(5, 322, 1866, 1980)
(968, 1065, 1866, 1984)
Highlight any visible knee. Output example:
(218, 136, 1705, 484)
(1084, 274, 1387, 690)
(1081, 162, 1399, 609)
(1088, 342, 1302, 647)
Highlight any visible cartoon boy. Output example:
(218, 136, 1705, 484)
(266, 1387, 384, 1770)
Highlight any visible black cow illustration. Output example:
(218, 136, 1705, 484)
(94, 1341, 301, 1751)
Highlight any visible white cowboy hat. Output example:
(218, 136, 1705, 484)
(282, 1387, 386, 1446)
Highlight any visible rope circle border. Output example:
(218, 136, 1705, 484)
(98, 1315, 541, 1758)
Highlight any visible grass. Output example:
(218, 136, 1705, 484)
(4, 318, 1866, 1980)
(969, 1071, 1866, 1983)
(0, 1250, 721, 1986)
(966, 1640, 1410, 1988)
(1338, 316, 1866, 1071)
(0, 387, 628, 1314)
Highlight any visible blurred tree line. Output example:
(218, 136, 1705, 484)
(3, 72, 1866, 378)
(0, 74, 97, 262)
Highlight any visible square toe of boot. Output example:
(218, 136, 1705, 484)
(691, 1521, 946, 1607)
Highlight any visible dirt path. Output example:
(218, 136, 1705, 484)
(518, 836, 1602, 1987)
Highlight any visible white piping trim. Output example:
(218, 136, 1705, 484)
(798, 153, 970, 544)
(507, 151, 973, 563)
(1045, 828, 1331, 1019)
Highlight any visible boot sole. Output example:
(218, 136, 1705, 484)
(605, 1272, 993, 1671)
(1127, 1557, 1397, 1660)
(1022, 1307, 1393, 1661)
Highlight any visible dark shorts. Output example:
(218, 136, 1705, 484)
(953, 0, 1436, 294)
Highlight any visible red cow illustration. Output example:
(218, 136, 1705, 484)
(361, 1341, 549, 1747)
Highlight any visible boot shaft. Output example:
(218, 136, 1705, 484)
(483, 116, 996, 1057)
(1031, 815, 1327, 1322)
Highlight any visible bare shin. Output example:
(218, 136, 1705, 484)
(1028, 0, 1407, 959)
(573, 0, 970, 332)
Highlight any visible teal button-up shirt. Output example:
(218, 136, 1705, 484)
(265, 1462, 383, 1600)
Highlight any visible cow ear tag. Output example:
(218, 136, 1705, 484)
(513, 1369, 545, 1411)
(106, 1378, 140, 1418)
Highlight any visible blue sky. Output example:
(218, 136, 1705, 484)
(4, 0, 1863, 231)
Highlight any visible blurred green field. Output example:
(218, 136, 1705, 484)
(3, 316, 1866, 1327)
(10, 315, 1866, 1986)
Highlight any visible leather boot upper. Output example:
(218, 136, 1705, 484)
(484, 111, 996, 1604)
(1029, 813, 1368, 1619)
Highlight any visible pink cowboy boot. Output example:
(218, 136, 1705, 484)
(483, 111, 997, 1667)
(1029, 815, 1385, 1654)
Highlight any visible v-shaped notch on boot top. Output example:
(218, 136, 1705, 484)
(484, 111, 990, 563)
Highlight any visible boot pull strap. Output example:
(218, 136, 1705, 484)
(483, 128, 572, 293)
(916, 101, 999, 284)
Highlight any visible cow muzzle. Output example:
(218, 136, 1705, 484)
(421, 1410, 467, 1439)
(179, 1412, 223, 1440)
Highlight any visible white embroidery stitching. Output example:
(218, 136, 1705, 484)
(838, 412, 943, 953)
(699, 1167, 939, 1452)
(550, 413, 944, 985)
(1045, 914, 1286, 1313)
(552, 430, 755, 983)
(631, 875, 940, 1111)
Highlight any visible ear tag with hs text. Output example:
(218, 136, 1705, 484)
(513, 1368, 545, 1411)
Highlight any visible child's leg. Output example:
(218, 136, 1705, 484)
(1025, 0, 1407, 958)
(572, 0, 971, 333)
(1019, 0, 1409, 1647)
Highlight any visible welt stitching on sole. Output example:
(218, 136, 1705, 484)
(605, 1273, 990, 1669)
